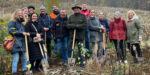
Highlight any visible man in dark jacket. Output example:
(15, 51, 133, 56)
(67, 5, 87, 67)
(53, 9, 68, 66)
(38, 5, 53, 62)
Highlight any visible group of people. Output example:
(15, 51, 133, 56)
(7, 3, 143, 75)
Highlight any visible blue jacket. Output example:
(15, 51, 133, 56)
(8, 21, 26, 54)
(38, 13, 53, 39)
(99, 18, 109, 32)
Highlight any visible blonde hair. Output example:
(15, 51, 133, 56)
(11, 9, 27, 25)
(127, 10, 137, 20)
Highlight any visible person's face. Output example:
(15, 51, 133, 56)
(18, 10, 23, 18)
(60, 10, 66, 18)
(73, 8, 80, 13)
(82, 4, 87, 10)
(32, 14, 38, 21)
(29, 8, 34, 13)
(23, 9, 28, 15)
(90, 10, 95, 16)
(128, 12, 134, 19)
(99, 13, 104, 20)
(40, 9, 45, 14)
(114, 14, 120, 19)
(53, 6, 58, 11)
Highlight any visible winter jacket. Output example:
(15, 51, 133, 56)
(25, 21, 44, 61)
(53, 15, 68, 39)
(126, 16, 143, 44)
(38, 13, 53, 39)
(99, 18, 109, 32)
(109, 18, 127, 40)
(67, 13, 88, 40)
(88, 16, 103, 42)
(80, 9, 90, 18)
(8, 21, 26, 54)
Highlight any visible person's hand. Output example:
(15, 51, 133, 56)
(23, 32, 27, 36)
(36, 33, 41, 38)
(100, 26, 105, 30)
(139, 37, 142, 42)
(44, 27, 49, 31)
(26, 33, 30, 36)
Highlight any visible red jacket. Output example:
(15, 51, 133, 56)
(109, 18, 127, 40)
(80, 9, 89, 18)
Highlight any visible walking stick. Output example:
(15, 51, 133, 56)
(45, 31, 47, 48)
(68, 29, 76, 66)
(38, 43, 48, 75)
(25, 35, 32, 74)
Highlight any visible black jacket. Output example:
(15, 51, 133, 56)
(53, 15, 68, 39)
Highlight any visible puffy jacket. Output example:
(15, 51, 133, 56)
(8, 21, 26, 54)
(80, 9, 90, 18)
(109, 18, 127, 40)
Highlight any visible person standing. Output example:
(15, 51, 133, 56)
(53, 9, 68, 66)
(67, 5, 87, 67)
(127, 10, 143, 63)
(27, 5, 35, 17)
(25, 13, 44, 73)
(88, 10, 104, 60)
(38, 5, 53, 63)
(49, 5, 60, 55)
(8, 9, 28, 75)
(109, 11, 127, 63)
(99, 12, 109, 42)
(80, 4, 90, 53)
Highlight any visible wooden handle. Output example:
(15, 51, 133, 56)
(45, 32, 47, 48)
(103, 32, 106, 50)
(39, 43, 44, 56)
(72, 29, 76, 49)
(25, 35, 29, 61)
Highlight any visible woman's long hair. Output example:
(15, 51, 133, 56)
(11, 9, 27, 25)
(127, 10, 137, 21)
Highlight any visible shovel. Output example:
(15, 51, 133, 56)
(68, 29, 76, 66)
(44, 31, 47, 48)
(25, 35, 32, 75)
(38, 43, 49, 75)
(103, 32, 108, 55)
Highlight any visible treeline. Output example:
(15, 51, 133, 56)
(62, 0, 150, 10)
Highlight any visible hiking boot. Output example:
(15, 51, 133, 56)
(137, 57, 144, 62)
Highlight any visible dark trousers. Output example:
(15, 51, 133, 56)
(127, 43, 142, 57)
(46, 38, 51, 59)
(30, 59, 41, 71)
(113, 40, 126, 61)
(68, 38, 85, 67)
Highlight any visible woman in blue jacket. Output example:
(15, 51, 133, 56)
(8, 9, 29, 75)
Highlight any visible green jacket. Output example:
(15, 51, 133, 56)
(67, 13, 87, 40)
(126, 17, 143, 44)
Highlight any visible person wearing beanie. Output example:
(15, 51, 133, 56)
(38, 5, 53, 64)
(109, 11, 127, 64)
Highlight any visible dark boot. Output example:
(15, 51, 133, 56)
(12, 72, 18, 75)
(132, 57, 138, 63)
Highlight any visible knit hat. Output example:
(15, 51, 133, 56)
(115, 11, 120, 15)
(40, 5, 46, 10)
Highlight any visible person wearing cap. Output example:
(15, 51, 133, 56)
(80, 4, 90, 54)
(109, 11, 127, 63)
(38, 5, 53, 64)
(28, 5, 35, 17)
(67, 5, 87, 67)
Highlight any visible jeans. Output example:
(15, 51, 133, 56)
(12, 52, 27, 73)
(68, 39, 85, 67)
(127, 43, 142, 57)
(53, 40, 58, 53)
(85, 29, 90, 53)
(113, 40, 126, 61)
(57, 37, 68, 62)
